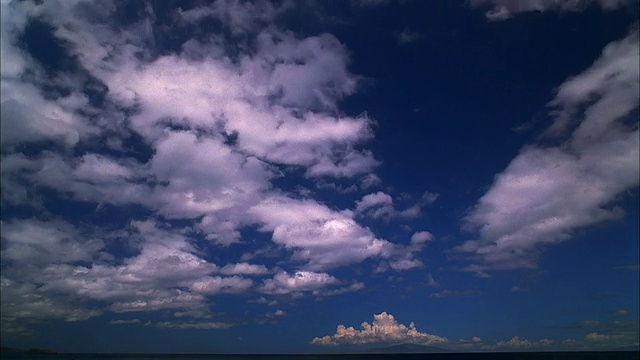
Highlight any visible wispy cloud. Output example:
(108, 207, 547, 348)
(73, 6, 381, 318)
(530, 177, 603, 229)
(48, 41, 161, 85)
(470, 0, 629, 21)
(612, 265, 640, 271)
(429, 289, 478, 299)
(457, 31, 639, 272)
(396, 28, 423, 45)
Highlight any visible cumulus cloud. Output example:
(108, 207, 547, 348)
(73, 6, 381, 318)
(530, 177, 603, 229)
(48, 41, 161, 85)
(1, 277, 102, 335)
(425, 274, 439, 287)
(355, 191, 438, 220)
(457, 31, 639, 271)
(219, 263, 270, 276)
(411, 231, 435, 246)
(155, 321, 233, 330)
(248, 297, 278, 306)
(355, 191, 395, 219)
(496, 336, 554, 349)
(396, 28, 423, 45)
(259, 271, 340, 295)
(311, 312, 448, 346)
(0, 0, 415, 333)
(613, 309, 629, 317)
(108, 319, 141, 325)
(585, 332, 614, 342)
(249, 195, 402, 270)
(1, 218, 105, 266)
(470, 0, 629, 21)
(0, 219, 231, 333)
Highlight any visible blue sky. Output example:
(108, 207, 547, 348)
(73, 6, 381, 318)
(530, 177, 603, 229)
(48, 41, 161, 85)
(1, 0, 638, 354)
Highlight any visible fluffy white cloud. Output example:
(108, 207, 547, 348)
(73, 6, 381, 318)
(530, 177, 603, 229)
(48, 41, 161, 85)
(311, 312, 448, 346)
(0, 218, 232, 332)
(1, 80, 93, 147)
(1, 218, 105, 266)
(0, 0, 432, 334)
(355, 191, 395, 219)
(411, 231, 434, 246)
(249, 195, 397, 270)
(470, 0, 628, 21)
(259, 271, 340, 295)
(155, 321, 232, 330)
(458, 31, 639, 271)
(248, 297, 278, 306)
(108, 319, 141, 325)
(396, 28, 423, 45)
(355, 191, 438, 220)
(585, 332, 612, 342)
(1, 277, 102, 335)
(189, 276, 253, 295)
(219, 263, 269, 276)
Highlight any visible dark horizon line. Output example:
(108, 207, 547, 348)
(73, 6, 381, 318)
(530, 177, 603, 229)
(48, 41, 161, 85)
(2, 348, 639, 356)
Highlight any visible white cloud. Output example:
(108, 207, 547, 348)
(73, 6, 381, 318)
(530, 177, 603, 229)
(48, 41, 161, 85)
(155, 321, 233, 330)
(425, 274, 439, 287)
(178, 0, 280, 35)
(0, 0, 400, 319)
(189, 276, 254, 295)
(496, 336, 554, 349)
(470, 0, 628, 21)
(360, 173, 382, 189)
(613, 309, 629, 317)
(1, 80, 93, 147)
(458, 32, 639, 271)
(1, 218, 105, 266)
(249, 195, 397, 270)
(355, 191, 438, 220)
(311, 312, 448, 346)
(1, 277, 102, 335)
(387, 259, 423, 271)
(248, 297, 278, 306)
(411, 231, 434, 246)
(585, 332, 611, 342)
(259, 271, 340, 295)
(396, 28, 422, 45)
(0, 219, 233, 329)
(355, 191, 395, 219)
(429, 290, 477, 299)
(219, 263, 269, 276)
(108, 319, 141, 325)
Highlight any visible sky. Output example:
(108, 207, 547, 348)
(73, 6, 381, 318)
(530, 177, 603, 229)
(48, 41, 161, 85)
(0, 0, 639, 354)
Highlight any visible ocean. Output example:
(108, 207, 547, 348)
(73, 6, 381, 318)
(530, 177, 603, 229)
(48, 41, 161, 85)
(1, 352, 638, 360)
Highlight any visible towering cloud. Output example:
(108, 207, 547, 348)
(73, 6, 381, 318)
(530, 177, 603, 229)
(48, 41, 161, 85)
(311, 312, 448, 346)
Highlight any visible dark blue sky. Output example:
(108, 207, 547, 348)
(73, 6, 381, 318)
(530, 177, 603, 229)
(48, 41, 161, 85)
(1, 0, 638, 354)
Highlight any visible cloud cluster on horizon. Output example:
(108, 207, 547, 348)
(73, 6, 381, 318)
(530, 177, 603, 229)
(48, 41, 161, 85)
(310, 313, 638, 351)
(310, 312, 448, 346)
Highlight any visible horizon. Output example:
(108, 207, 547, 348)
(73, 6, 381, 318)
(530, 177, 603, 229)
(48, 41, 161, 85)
(1, 0, 639, 354)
